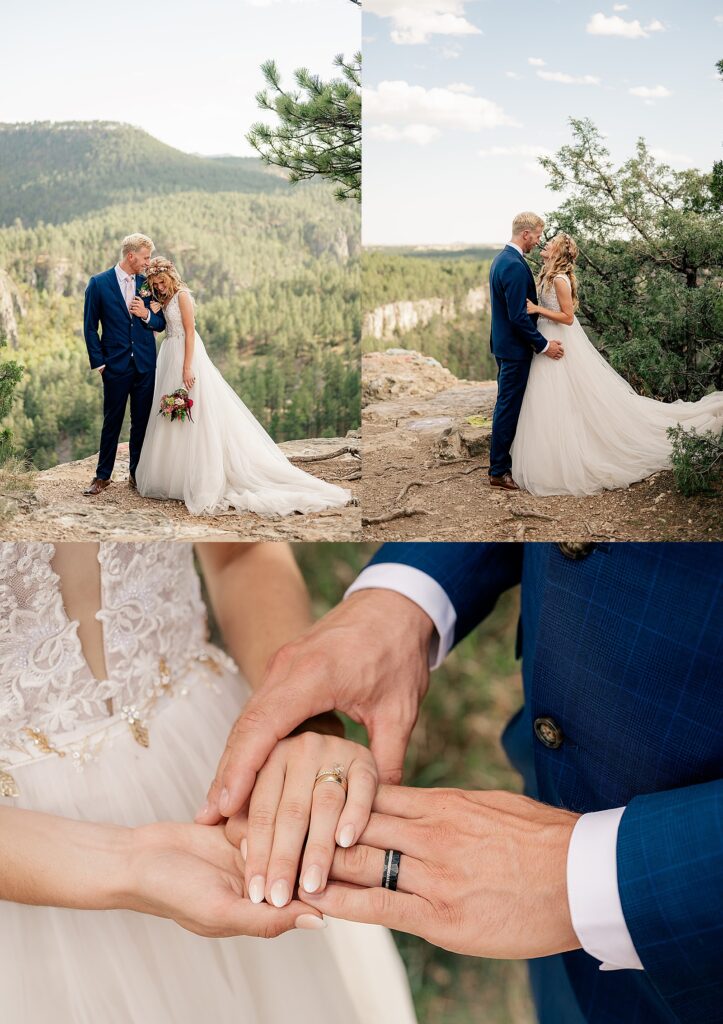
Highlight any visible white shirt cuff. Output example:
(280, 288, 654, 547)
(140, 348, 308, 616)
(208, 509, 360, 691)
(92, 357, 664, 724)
(539, 340, 549, 354)
(345, 564, 457, 669)
(567, 807, 644, 972)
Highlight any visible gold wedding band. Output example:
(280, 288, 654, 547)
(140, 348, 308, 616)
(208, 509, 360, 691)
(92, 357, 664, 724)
(314, 764, 348, 793)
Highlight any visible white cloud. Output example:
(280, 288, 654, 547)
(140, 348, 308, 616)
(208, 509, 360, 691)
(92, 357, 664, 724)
(538, 70, 602, 86)
(528, 57, 546, 67)
(364, 80, 518, 134)
(629, 84, 672, 98)
(447, 82, 476, 94)
(649, 147, 692, 166)
(479, 144, 551, 158)
(369, 123, 441, 145)
(505, 71, 521, 79)
(613, 4, 628, 10)
(715, 14, 723, 24)
(586, 12, 665, 38)
(365, 1, 481, 45)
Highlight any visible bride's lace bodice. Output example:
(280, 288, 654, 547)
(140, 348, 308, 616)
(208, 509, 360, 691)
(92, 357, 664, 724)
(0, 543, 214, 775)
(538, 273, 569, 315)
(163, 290, 193, 340)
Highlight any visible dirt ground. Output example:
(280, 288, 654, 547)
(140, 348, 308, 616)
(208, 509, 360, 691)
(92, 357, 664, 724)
(361, 352, 722, 543)
(0, 439, 361, 542)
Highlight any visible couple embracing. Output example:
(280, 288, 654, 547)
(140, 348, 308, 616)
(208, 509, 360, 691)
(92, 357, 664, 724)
(488, 212, 723, 495)
(83, 234, 350, 516)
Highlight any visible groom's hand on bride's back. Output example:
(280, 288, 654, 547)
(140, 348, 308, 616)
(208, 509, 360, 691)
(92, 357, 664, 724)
(197, 590, 435, 825)
(544, 339, 564, 359)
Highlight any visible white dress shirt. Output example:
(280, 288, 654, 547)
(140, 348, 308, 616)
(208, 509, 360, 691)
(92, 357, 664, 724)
(506, 242, 549, 355)
(345, 564, 645, 972)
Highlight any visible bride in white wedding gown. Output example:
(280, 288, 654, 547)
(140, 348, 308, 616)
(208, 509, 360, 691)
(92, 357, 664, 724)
(511, 233, 723, 496)
(135, 258, 351, 516)
(0, 542, 416, 1024)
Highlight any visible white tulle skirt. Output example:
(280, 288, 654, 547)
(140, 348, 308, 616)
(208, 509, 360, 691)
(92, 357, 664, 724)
(0, 655, 416, 1024)
(512, 315, 723, 496)
(136, 333, 351, 517)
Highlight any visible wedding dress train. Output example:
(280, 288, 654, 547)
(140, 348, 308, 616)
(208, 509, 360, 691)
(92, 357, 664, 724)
(511, 275, 723, 495)
(0, 543, 416, 1024)
(136, 291, 351, 516)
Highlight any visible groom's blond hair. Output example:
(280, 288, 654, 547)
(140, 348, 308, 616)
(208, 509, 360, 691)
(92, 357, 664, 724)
(121, 233, 154, 258)
(512, 212, 544, 235)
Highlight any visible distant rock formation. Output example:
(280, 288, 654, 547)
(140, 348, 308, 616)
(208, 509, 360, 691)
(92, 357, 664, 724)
(362, 285, 488, 342)
(0, 269, 25, 347)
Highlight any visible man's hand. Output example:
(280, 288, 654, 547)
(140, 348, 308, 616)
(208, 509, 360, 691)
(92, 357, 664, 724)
(301, 786, 581, 960)
(543, 339, 564, 360)
(97, 366, 105, 375)
(196, 589, 434, 825)
(129, 297, 148, 319)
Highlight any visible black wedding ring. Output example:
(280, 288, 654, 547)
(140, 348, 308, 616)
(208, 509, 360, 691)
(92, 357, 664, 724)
(381, 849, 401, 891)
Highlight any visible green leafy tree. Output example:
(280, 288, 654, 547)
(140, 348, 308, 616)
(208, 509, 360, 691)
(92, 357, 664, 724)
(540, 118, 723, 402)
(0, 330, 23, 463)
(247, 53, 361, 201)
(712, 60, 723, 208)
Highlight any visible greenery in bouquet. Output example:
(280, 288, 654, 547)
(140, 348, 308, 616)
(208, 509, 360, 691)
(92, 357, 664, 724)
(159, 388, 194, 423)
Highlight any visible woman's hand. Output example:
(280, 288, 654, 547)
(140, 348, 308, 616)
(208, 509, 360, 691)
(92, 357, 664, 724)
(182, 364, 196, 391)
(526, 298, 539, 316)
(225, 733, 378, 909)
(128, 821, 324, 937)
(149, 300, 163, 314)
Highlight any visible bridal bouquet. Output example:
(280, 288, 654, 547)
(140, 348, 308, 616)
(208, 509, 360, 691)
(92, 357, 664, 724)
(158, 388, 194, 423)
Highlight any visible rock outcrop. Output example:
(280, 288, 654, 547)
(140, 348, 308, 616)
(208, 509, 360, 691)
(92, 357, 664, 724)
(0, 269, 26, 347)
(362, 286, 488, 343)
(0, 435, 361, 541)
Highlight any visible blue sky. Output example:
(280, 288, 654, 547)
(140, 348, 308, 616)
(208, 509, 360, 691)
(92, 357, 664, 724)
(364, 0, 723, 244)
(0, 0, 359, 156)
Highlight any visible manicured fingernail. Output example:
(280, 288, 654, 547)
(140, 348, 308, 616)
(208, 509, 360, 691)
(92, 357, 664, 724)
(240, 838, 248, 860)
(302, 865, 322, 894)
(270, 880, 290, 908)
(219, 788, 230, 814)
(339, 824, 355, 848)
(249, 876, 265, 905)
(295, 914, 327, 930)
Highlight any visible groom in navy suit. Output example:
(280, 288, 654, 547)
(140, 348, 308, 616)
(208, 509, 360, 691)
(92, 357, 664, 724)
(209, 542, 723, 1024)
(488, 212, 564, 490)
(83, 233, 166, 495)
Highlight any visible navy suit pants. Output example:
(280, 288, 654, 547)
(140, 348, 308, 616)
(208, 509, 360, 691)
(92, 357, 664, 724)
(96, 362, 155, 480)
(489, 357, 531, 478)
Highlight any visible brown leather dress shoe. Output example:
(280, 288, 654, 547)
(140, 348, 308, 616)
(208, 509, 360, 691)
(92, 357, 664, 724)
(489, 472, 520, 491)
(83, 477, 111, 496)
(128, 475, 137, 491)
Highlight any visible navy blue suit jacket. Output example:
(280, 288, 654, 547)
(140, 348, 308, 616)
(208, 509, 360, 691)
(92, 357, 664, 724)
(368, 542, 723, 1024)
(489, 246, 548, 360)
(84, 268, 166, 375)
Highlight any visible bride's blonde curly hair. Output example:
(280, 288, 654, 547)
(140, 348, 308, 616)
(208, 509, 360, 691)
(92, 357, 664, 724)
(537, 232, 580, 310)
(144, 257, 188, 305)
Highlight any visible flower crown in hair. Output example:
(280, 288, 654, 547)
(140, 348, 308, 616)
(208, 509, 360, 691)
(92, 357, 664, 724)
(146, 258, 177, 279)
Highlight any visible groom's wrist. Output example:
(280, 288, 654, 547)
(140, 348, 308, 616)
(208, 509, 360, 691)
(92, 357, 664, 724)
(291, 711, 346, 740)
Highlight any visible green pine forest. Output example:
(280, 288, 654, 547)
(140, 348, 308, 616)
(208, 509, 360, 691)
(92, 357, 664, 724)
(362, 247, 498, 381)
(0, 122, 360, 470)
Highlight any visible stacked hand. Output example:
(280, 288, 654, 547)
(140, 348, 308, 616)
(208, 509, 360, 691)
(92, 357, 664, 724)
(129, 297, 148, 319)
(127, 820, 324, 937)
(302, 786, 581, 959)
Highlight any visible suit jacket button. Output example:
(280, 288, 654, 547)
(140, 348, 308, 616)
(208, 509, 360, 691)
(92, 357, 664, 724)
(534, 717, 564, 749)
(557, 543, 596, 561)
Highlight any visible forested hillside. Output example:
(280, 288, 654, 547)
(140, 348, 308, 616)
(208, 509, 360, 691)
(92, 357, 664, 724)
(362, 248, 496, 380)
(0, 123, 360, 469)
(0, 122, 286, 226)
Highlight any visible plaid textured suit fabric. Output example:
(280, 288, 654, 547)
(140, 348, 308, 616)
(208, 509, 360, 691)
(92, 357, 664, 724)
(368, 543, 723, 1024)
